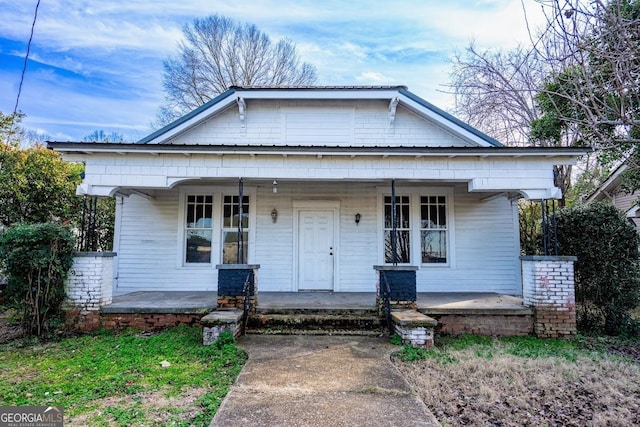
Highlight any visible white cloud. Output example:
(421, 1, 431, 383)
(0, 0, 551, 140)
(356, 72, 391, 84)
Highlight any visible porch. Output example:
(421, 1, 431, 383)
(99, 291, 533, 336)
(103, 290, 527, 313)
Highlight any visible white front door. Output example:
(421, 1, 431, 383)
(298, 210, 335, 290)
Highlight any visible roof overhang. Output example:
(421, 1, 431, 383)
(585, 162, 627, 203)
(47, 142, 589, 161)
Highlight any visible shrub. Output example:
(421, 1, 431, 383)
(0, 223, 76, 336)
(0, 143, 82, 227)
(556, 202, 640, 335)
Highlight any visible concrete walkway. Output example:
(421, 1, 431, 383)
(211, 335, 439, 427)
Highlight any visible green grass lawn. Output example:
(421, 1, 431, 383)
(0, 326, 246, 426)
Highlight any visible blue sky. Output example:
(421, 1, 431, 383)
(0, 0, 546, 142)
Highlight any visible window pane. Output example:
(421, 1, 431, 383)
(222, 231, 248, 264)
(400, 204, 410, 228)
(429, 205, 437, 226)
(223, 203, 232, 228)
(384, 202, 392, 228)
(383, 195, 410, 263)
(421, 195, 448, 263)
(185, 195, 213, 263)
(223, 196, 249, 228)
(186, 230, 212, 263)
(186, 194, 212, 229)
(421, 230, 446, 263)
(221, 195, 250, 263)
(384, 230, 411, 263)
(187, 203, 195, 228)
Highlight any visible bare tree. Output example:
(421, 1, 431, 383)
(531, 0, 640, 150)
(82, 130, 125, 143)
(448, 44, 546, 146)
(158, 15, 318, 125)
(447, 43, 575, 203)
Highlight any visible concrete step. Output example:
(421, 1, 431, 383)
(246, 313, 387, 336)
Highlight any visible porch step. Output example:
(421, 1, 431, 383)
(246, 312, 386, 336)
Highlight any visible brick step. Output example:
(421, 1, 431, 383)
(255, 307, 379, 316)
(246, 313, 386, 335)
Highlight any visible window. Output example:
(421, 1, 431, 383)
(421, 196, 447, 263)
(380, 189, 452, 266)
(185, 195, 213, 263)
(384, 195, 411, 263)
(221, 195, 250, 264)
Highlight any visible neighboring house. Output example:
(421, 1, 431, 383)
(49, 86, 584, 297)
(585, 162, 640, 230)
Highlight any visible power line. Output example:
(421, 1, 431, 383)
(8, 0, 41, 139)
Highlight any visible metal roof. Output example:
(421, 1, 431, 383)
(47, 141, 590, 158)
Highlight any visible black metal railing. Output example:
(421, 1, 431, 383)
(241, 271, 253, 334)
(380, 271, 393, 335)
(77, 195, 98, 252)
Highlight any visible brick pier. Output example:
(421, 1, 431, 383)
(521, 256, 577, 338)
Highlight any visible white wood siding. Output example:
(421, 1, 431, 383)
(612, 190, 638, 213)
(114, 190, 216, 295)
(417, 185, 521, 294)
(78, 152, 560, 199)
(167, 100, 471, 147)
(114, 182, 520, 296)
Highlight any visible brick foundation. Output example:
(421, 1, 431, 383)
(426, 313, 533, 336)
(102, 313, 202, 330)
(216, 295, 257, 312)
(521, 256, 577, 338)
(66, 311, 204, 332)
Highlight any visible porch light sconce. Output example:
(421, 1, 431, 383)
(272, 180, 278, 193)
(355, 213, 361, 225)
(271, 208, 278, 223)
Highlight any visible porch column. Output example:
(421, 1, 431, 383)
(521, 256, 577, 338)
(215, 264, 260, 311)
(65, 252, 116, 330)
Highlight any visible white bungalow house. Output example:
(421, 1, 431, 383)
(50, 86, 584, 305)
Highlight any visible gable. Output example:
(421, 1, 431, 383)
(164, 99, 474, 148)
(141, 87, 500, 148)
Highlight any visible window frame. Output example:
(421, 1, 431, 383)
(377, 186, 455, 268)
(220, 194, 250, 265)
(177, 186, 256, 268)
(184, 193, 214, 265)
(383, 195, 412, 264)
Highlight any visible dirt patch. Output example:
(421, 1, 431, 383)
(66, 387, 210, 426)
(395, 348, 640, 426)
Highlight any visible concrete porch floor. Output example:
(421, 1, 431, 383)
(102, 291, 528, 314)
